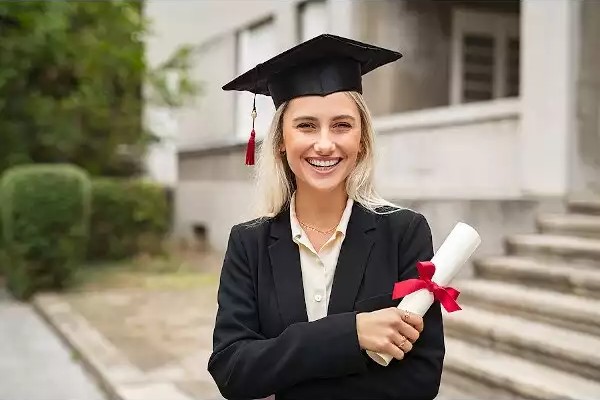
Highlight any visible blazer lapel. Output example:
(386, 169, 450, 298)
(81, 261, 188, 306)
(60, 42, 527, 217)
(268, 210, 308, 326)
(328, 203, 377, 315)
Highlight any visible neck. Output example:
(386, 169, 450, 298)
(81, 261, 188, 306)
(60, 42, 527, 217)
(294, 184, 348, 230)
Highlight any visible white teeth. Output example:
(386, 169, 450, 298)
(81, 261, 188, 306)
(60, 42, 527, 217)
(308, 159, 339, 167)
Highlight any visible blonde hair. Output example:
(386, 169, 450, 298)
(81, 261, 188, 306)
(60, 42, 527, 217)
(253, 91, 400, 218)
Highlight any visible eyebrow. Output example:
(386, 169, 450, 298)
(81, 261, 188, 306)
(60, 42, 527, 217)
(292, 116, 318, 123)
(332, 115, 356, 122)
(292, 115, 356, 123)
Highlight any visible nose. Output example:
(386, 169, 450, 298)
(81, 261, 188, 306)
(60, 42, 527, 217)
(314, 128, 336, 154)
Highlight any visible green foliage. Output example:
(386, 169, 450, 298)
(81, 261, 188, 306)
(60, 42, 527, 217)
(0, 165, 91, 299)
(0, 1, 199, 177)
(88, 178, 170, 261)
(0, 193, 4, 275)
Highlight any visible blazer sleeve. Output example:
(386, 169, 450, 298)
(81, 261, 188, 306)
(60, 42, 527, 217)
(207, 225, 369, 400)
(277, 213, 445, 400)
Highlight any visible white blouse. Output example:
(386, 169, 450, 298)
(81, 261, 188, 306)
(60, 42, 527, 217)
(289, 194, 354, 322)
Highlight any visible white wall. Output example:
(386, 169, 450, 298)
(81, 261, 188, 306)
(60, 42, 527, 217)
(143, 0, 290, 185)
(175, 99, 524, 252)
(144, 107, 179, 186)
(374, 99, 521, 199)
(176, 180, 255, 249)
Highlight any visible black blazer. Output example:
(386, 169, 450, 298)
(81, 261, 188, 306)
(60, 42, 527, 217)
(208, 203, 445, 400)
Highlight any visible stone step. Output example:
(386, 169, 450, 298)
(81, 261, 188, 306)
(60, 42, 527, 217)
(456, 279, 600, 336)
(438, 368, 518, 400)
(444, 307, 600, 382)
(435, 378, 479, 400)
(473, 256, 600, 298)
(537, 213, 600, 239)
(506, 234, 600, 266)
(444, 338, 600, 400)
(568, 198, 600, 215)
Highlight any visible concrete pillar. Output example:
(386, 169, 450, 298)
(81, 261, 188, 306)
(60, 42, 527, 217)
(571, 0, 600, 196)
(519, 0, 581, 197)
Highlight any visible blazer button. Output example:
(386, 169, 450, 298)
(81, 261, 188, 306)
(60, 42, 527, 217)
(314, 294, 323, 302)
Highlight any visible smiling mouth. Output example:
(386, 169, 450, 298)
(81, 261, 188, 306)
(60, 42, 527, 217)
(305, 158, 342, 170)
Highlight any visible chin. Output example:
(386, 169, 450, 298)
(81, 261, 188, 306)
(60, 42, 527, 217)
(293, 160, 352, 193)
(307, 182, 342, 193)
(300, 175, 347, 193)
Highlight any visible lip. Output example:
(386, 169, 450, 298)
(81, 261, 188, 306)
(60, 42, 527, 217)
(304, 157, 343, 174)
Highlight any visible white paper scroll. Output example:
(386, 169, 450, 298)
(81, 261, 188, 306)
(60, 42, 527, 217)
(367, 222, 481, 366)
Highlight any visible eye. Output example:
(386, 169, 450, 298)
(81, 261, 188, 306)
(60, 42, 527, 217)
(297, 122, 316, 130)
(333, 122, 352, 130)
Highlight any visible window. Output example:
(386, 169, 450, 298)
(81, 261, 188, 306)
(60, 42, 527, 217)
(235, 19, 277, 140)
(298, 0, 328, 42)
(450, 9, 520, 104)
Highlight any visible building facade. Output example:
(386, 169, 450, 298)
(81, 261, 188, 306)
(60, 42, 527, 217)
(144, 0, 600, 268)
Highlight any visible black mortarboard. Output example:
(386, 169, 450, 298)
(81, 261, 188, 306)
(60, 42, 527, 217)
(222, 34, 402, 165)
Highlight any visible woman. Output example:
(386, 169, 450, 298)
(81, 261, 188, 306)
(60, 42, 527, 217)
(208, 34, 444, 400)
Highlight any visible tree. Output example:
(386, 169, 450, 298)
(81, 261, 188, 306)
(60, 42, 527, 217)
(0, 1, 198, 176)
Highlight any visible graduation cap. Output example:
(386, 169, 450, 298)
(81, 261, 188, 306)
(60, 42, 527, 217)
(222, 34, 402, 165)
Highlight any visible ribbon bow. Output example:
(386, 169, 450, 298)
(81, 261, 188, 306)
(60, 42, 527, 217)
(392, 261, 461, 312)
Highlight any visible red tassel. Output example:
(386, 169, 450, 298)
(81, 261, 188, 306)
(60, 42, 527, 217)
(246, 94, 257, 166)
(245, 129, 256, 165)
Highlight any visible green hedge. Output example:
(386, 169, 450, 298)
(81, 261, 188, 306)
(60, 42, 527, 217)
(88, 178, 170, 261)
(0, 194, 4, 275)
(0, 164, 91, 299)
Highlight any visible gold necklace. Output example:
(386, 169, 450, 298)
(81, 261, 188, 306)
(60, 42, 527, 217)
(297, 219, 337, 235)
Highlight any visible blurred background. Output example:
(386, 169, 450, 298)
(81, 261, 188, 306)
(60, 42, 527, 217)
(0, 1, 599, 400)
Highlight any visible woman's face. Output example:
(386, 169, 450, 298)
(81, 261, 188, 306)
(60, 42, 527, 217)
(281, 92, 362, 194)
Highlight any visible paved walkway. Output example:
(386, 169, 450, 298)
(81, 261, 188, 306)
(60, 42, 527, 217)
(34, 285, 224, 400)
(31, 278, 466, 400)
(0, 289, 106, 400)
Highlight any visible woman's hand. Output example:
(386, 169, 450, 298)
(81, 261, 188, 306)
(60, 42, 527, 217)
(356, 308, 424, 360)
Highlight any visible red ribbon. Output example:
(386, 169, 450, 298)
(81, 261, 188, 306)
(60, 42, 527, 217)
(392, 261, 462, 312)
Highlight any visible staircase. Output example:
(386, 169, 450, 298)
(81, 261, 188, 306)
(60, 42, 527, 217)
(439, 198, 600, 400)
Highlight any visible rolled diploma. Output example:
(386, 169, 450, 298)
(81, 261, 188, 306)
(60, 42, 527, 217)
(367, 222, 481, 366)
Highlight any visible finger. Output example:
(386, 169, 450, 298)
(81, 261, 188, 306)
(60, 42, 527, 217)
(391, 313, 420, 342)
(411, 315, 424, 333)
(385, 342, 405, 361)
(392, 333, 413, 353)
(396, 320, 420, 343)
(399, 310, 424, 333)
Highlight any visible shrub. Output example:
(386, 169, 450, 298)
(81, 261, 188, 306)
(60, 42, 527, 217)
(0, 2, 199, 177)
(0, 164, 91, 299)
(88, 178, 170, 261)
(0, 193, 4, 275)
